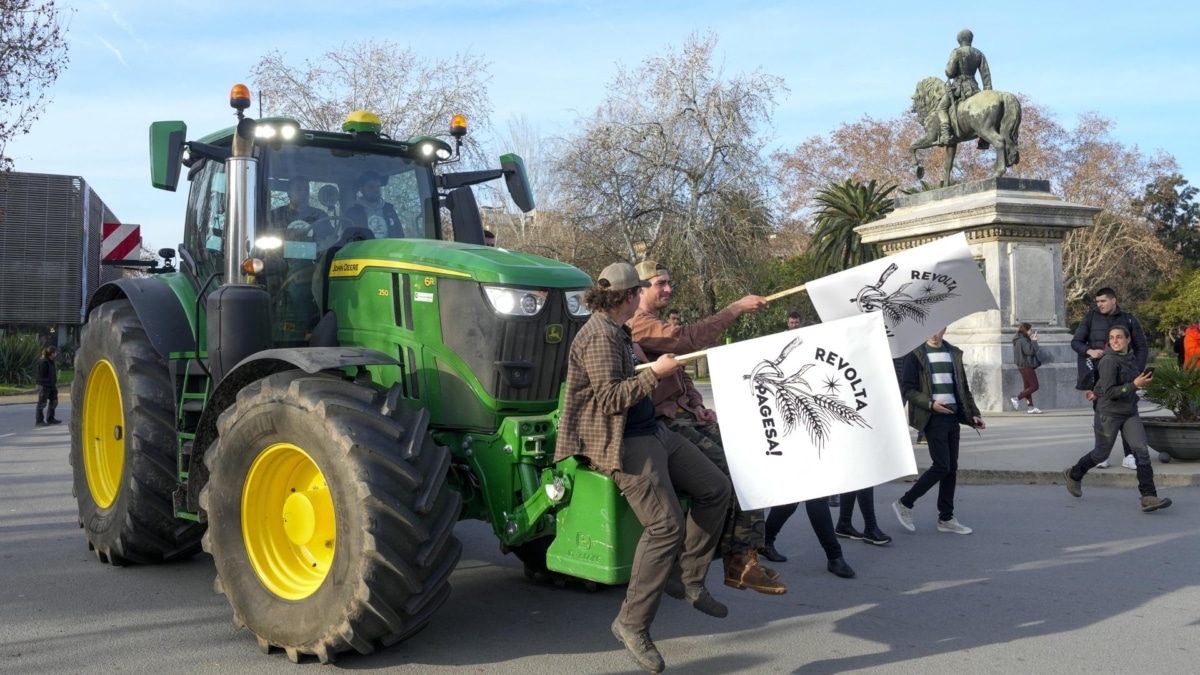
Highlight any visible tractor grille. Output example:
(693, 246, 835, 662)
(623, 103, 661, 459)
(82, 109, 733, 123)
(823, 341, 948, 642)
(438, 280, 585, 403)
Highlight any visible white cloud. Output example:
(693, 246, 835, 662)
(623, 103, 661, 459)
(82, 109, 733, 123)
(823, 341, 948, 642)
(95, 36, 128, 68)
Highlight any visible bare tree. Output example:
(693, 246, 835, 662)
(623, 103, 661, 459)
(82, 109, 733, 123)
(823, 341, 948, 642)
(0, 0, 69, 171)
(251, 40, 493, 163)
(553, 31, 786, 315)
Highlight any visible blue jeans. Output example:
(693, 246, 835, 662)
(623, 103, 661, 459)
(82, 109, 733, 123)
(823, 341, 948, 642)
(901, 413, 960, 522)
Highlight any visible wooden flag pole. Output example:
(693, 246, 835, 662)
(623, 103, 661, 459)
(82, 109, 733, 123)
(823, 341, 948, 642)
(764, 283, 807, 303)
(634, 349, 709, 372)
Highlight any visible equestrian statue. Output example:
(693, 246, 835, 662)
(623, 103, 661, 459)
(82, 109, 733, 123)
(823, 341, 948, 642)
(910, 29, 1022, 186)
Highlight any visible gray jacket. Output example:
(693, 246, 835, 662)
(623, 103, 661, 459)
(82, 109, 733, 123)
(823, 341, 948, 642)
(1012, 334, 1039, 369)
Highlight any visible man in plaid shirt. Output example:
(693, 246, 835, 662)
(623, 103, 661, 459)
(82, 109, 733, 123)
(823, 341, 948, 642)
(556, 261, 731, 674)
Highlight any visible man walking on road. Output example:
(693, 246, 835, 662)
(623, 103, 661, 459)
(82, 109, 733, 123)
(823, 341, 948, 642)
(557, 261, 731, 674)
(1071, 287, 1147, 470)
(894, 328, 984, 535)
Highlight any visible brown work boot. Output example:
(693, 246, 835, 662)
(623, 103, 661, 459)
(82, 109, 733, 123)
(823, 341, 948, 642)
(748, 549, 780, 580)
(611, 618, 665, 673)
(1141, 495, 1172, 513)
(723, 552, 787, 595)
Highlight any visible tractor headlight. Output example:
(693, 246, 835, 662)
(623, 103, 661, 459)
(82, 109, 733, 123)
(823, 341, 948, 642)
(565, 290, 591, 317)
(483, 285, 547, 317)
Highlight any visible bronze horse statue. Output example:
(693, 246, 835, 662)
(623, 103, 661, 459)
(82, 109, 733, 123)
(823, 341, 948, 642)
(909, 77, 1022, 185)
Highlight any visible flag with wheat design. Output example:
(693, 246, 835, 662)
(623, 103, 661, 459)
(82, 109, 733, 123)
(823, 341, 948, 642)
(706, 313, 916, 510)
(806, 232, 998, 357)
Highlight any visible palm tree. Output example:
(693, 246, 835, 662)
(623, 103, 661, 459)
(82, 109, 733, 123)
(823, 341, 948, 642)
(808, 179, 897, 275)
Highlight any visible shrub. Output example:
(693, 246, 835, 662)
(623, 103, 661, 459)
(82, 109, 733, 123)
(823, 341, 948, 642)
(1143, 361, 1200, 423)
(0, 334, 45, 386)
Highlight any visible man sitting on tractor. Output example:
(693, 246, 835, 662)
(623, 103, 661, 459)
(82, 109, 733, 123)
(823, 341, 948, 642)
(556, 261, 731, 674)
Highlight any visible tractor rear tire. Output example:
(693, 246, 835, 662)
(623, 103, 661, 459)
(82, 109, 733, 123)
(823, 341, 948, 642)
(200, 371, 462, 663)
(69, 299, 204, 565)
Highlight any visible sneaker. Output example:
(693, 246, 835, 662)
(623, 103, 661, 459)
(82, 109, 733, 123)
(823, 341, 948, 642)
(1094, 459, 1110, 469)
(611, 618, 665, 673)
(834, 522, 864, 540)
(35, 421, 47, 427)
(682, 584, 727, 618)
(892, 500, 915, 532)
(1010, 396, 1020, 411)
(1063, 468, 1081, 498)
(1027, 407, 1043, 414)
(47, 418, 62, 425)
(937, 518, 973, 535)
(861, 525, 893, 546)
(1141, 495, 1172, 513)
(1122, 455, 1137, 470)
(914, 432, 926, 445)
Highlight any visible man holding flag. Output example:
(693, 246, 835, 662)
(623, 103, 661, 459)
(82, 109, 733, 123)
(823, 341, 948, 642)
(628, 261, 787, 596)
(556, 261, 731, 674)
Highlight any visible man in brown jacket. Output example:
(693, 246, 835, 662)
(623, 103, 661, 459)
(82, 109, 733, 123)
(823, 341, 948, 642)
(556, 261, 731, 674)
(627, 261, 787, 596)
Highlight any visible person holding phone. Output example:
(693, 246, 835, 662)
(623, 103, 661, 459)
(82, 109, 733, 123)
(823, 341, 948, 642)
(1063, 325, 1172, 512)
(1010, 323, 1042, 413)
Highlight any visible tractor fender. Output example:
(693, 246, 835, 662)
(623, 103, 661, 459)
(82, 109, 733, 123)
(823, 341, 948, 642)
(87, 279, 196, 359)
(187, 347, 400, 516)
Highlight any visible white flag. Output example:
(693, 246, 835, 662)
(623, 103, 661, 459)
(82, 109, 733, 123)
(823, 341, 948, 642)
(806, 232, 998, 358)
(707, 313, 916, 510)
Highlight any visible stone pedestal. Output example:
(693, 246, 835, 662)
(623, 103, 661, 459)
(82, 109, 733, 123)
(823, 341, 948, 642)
(856, 178, 1099, 413)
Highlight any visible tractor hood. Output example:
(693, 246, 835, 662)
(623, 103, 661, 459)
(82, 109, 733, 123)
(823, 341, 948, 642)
(330, 238, 592, 288)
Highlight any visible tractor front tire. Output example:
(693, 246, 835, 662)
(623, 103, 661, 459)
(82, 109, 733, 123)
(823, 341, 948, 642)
(200, 371, 462, 663)
(69, 299, 204, 565)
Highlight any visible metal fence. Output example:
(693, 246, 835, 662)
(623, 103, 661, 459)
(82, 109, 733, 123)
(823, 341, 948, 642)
(0, 172, 122, 326)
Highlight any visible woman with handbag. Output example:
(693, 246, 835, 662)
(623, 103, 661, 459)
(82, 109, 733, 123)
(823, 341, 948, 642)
(1011, 323, 1042, 414)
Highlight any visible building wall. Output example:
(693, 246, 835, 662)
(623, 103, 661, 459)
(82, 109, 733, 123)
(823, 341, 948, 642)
(0, 172, 122, 326)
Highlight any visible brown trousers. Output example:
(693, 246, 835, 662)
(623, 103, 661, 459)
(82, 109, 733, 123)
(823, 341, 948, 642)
(613, 424, 731, 632)
(664, 414, 766, 554)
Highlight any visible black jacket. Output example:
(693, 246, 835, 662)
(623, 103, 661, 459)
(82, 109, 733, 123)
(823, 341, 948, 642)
(1093, 348, 1140, 417)
(36, 357, 56, 388)
(1071, 308, 1147, 389)
(345, 201, 405, 239)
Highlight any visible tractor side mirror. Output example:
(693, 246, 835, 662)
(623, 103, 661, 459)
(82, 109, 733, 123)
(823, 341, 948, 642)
(150, 121, 187, 192)
(500, 153, 535, 213)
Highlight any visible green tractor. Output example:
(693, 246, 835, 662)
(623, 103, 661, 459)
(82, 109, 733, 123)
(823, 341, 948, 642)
(70, 86, 645, 663)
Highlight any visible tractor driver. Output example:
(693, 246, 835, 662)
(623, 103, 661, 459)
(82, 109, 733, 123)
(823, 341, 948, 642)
(346, 170, 405, 239)
(269, 175, 331, 242)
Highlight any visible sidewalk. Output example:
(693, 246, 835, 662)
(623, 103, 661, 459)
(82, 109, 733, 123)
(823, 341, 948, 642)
(8, 387, 1197, 488)
(691, 383, 1200, 490)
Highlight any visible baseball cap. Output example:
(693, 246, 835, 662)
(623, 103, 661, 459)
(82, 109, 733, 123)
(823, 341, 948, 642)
(635, 260, 669, 281)
(597, 262, 651, 291)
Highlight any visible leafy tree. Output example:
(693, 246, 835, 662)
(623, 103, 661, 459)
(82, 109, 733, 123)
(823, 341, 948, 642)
(1139, 267, 1200, 333)
(250, 40, 493, 163)
(0, 0, 69, 171)
(808, 179, 895, 275)
(1135, 173, 1200, 265)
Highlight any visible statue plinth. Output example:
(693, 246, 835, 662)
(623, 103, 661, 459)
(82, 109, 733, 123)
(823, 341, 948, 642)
(856, 178, 1100, 412)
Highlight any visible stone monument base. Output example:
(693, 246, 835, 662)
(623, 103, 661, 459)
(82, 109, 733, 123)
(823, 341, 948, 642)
(856, 177, 1099, 413)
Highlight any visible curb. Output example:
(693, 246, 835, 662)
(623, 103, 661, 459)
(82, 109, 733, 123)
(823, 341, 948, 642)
(897, 468, 1200, 489)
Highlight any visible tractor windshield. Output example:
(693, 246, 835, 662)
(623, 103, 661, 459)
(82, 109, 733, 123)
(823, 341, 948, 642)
(260, 143, 438, 252)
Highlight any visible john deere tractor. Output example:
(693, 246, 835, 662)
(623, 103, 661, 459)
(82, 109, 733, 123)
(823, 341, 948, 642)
(70, 86, 646, 663)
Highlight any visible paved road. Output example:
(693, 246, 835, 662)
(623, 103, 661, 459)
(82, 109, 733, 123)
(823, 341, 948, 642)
(2, 401, 1199, 674)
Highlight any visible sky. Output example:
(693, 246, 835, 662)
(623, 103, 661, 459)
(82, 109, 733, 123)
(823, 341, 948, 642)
(6, 0, 1199, 252)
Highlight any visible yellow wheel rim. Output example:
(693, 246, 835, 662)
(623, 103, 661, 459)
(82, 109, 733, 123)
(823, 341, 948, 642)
(83, 359, 125, 509)
(242, 443, 336, 600)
